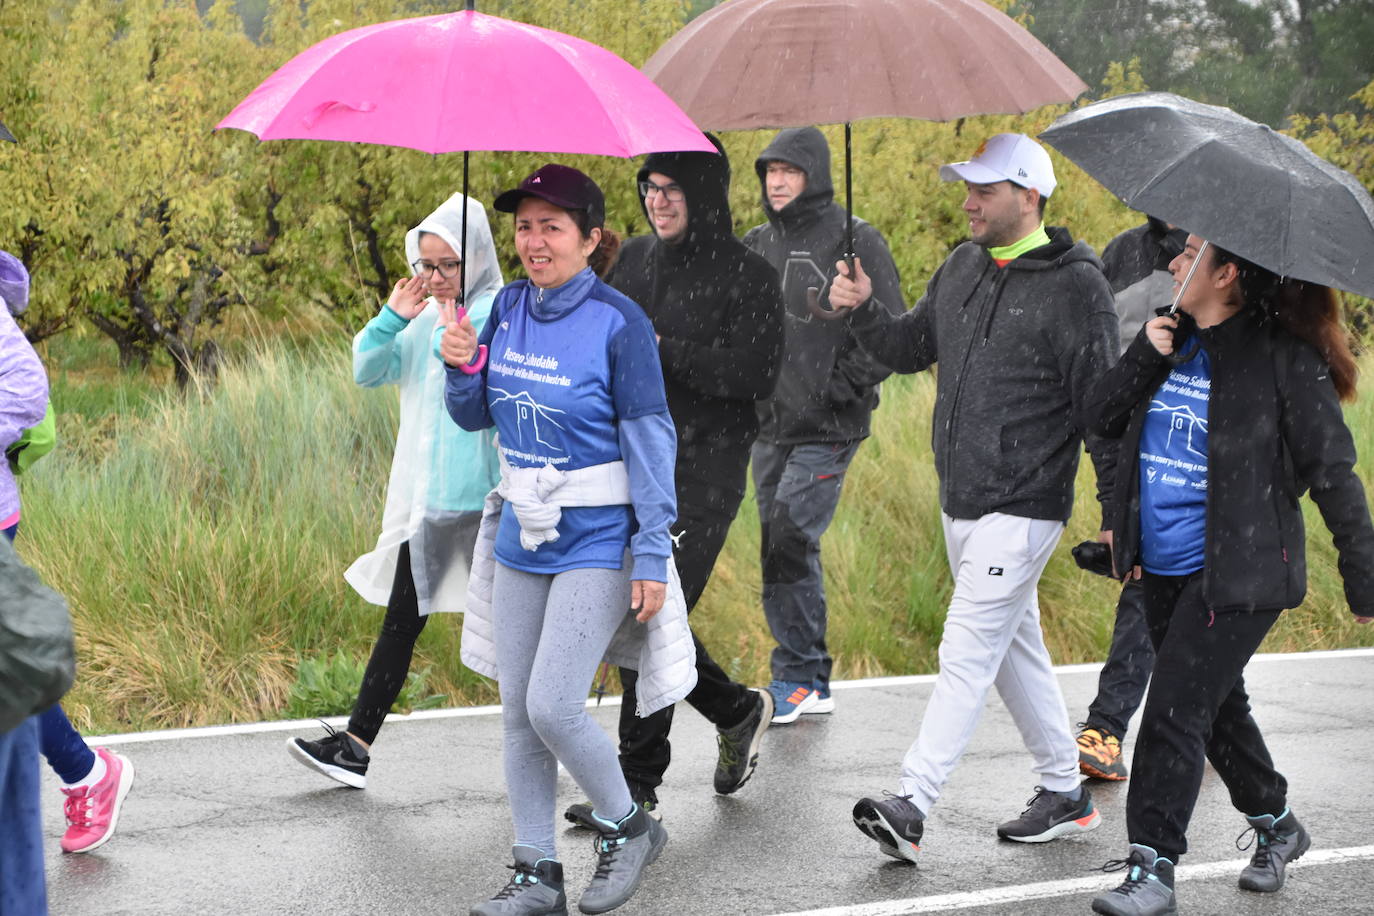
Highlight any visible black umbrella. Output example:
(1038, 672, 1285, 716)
(1040, 91, 1374, 300)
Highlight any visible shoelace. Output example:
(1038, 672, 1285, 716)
(1097, 857, 1147, 895)
(1017, 785, 1054, 817)
(491, 863, 541, 900)
(63, 791, 95, 828)
(591, 830, 629, 879)
(1235, 823, 1281, 868)
(716, 732, 740, 768)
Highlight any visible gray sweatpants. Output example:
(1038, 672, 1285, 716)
(491, 563, 635, 858)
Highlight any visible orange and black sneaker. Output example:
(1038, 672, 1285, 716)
(1078, 727, 1128, 781)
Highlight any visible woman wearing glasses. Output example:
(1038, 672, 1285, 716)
(286, 193, 503, 788)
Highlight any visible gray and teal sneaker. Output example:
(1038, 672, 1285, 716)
(1091, 844, 1177, 915)
(853, 792, 924, 863)
(1237, 809, 1310, 892)
(471, 846, 567, 916)
(577, 805, 667, 914)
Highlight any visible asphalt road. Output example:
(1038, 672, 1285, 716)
(41, 649, 1374, 915)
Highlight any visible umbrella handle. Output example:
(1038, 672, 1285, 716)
(453, 305, 488, 374)
(806, 286, 854, 321)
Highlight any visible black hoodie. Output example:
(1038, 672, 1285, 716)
(606, 138, 784, 513)
(848, 229, 1118, 526)
(744, 127, 906, 445)
(1100, 217, 1188, 354)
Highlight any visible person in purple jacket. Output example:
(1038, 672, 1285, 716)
(440, 165, 683, 916)
(0, 251, 135, 858)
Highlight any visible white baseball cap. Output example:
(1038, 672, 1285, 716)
(939, 133, 1057, 198)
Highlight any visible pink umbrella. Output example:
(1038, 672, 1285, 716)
(218, 3, 713, 369)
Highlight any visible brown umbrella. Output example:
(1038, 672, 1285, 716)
(644, 0, 1086, 314)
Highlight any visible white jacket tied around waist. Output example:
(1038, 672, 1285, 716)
(461, 459, 697, 717)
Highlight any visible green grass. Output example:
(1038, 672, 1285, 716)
(17, 341, 1374, 734)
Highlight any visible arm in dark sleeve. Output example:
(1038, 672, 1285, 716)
(1090, 325, 1170, 441)
(442, 300, 500, 431)
(1060, 269, 1124, 527)
(1279, 344, 1374, 617)
(832, 224, 907, 390)
(656, 262, 783, 401)
(844, 258, 942, 375)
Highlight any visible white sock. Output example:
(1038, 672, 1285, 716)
(64, 752, 106, 789)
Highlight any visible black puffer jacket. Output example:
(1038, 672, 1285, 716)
(1094, 306, 1374, 615)
(744, 127, 905, 445)
(607, 138, 784, 513)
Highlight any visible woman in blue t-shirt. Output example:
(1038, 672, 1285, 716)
(440, 165, 680, 916)
(1089, 234, 1374, 916)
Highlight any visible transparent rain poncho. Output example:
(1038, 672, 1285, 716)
(343, 193, 504, 614)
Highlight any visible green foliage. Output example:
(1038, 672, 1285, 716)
(1012, 0, 1374, 124)
(285, 652, 447, 719)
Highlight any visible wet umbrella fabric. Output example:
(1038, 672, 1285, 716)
(643, 0, 1086, 129)
(216, 9, 713, 158)
(1041, 91, 1374, 299)
(0, 121, 14, 143)
(642, 0, 1086, 315)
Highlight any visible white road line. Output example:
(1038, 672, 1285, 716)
(767, 845, 1374, 915)
(84, 646, 1374, 745)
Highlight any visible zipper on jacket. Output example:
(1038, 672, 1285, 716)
(980, 270, 1011, 344)
(942, 262, 998, 489)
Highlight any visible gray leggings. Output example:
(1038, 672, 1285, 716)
(492, 563, 635, 858)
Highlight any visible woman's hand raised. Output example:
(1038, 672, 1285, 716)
(438, 299, 478, 368)
(387, 275, 429, 320)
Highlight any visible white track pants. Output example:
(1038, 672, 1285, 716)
(898, 512, 1080, 813)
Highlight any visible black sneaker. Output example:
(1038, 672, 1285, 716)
(471, 846, 568, 916)
(1091, 844, 1177, 915)
(853, 793, 923, 863)
(286, 723, 369, 788)
(1237, 809, 1310, 892)
(564, 782, 660, 831)
(577, 805, 667, 914)
(714, 688, 773, 795)
(996, 785, 1101, 842)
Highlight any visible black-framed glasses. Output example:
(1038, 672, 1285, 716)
(639, 180, 685, 203)
(412, 259, 462, 279)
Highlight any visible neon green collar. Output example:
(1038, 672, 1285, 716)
(989, 223, 1050, 263)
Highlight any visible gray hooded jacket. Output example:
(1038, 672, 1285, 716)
(849, 229, 1117, 525)
(745, 127, 905, 445)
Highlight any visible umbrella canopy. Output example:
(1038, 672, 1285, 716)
(217, 9, 713, 158)
(0, 120, 14, 143)
(1041, 91, 1374, 299)
(642, 0, 1087, 129)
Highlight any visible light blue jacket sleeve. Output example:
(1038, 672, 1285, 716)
(353, 306, 410, 388)
(617, 411, 677, 582)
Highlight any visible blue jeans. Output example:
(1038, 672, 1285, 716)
(0, 717, 46, 914)
(752, 439, 861, 690)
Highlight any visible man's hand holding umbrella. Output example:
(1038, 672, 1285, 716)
(828, 257, 872, 312)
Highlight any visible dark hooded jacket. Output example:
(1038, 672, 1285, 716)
(606, 138, 784, 513)
(848, 229, 1118, 526)
(1100, 218, 1187, 354)
(1093, 307, 1374, 615)
(744, 127, 906, 445)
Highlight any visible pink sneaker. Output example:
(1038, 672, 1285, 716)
(60, 747, 134, 853)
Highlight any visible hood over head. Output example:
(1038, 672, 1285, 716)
(754, 126, 834, 222)
(637, 133, 734, 247)
(0, 251, 30, 316)
(404, 193, 504, 304)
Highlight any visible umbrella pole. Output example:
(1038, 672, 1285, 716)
(844, 121, 854, 266)
(460, 149, 469, 309)
(1166, 239, 1209, 316)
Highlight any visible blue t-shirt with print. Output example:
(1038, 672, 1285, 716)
(473, 270, 668, 574)
(1138, 338, 1210, 575)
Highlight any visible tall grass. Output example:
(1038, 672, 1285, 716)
(19, 344, 1374, 733)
